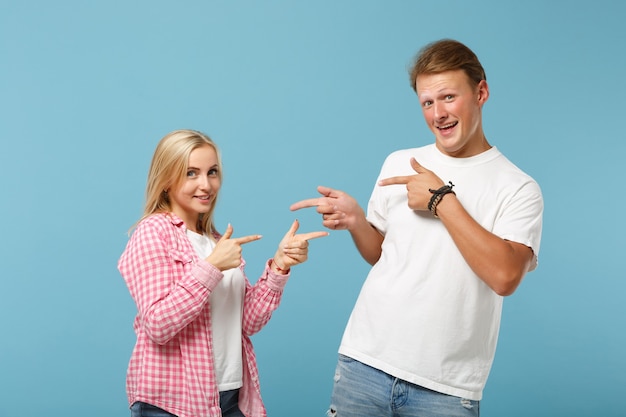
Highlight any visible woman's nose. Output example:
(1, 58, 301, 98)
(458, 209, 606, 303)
(199, 175, 210, 190)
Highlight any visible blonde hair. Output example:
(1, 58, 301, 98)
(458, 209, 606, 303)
(136, 129, 223, 235)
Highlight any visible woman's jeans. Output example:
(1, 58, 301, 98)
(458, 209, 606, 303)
(131, 389, 244, 417)
(328, 355, 480, 417)
(130, 402, 176, 417)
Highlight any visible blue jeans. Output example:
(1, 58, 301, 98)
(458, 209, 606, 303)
(328, 355, 480, 417)
(130, 389, 244, 417)
(130, 402, 176, 417)
(220, 389, 245, 417)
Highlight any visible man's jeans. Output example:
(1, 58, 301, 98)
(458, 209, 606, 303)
(328, 354, 480, 417)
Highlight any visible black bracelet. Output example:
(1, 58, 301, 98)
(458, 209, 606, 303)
(427, 181, 455, 218)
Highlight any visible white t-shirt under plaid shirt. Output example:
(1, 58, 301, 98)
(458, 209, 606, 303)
(186, 229, 245, 392)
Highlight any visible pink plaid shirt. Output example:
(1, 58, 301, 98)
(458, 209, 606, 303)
(118, 213, 289, 417)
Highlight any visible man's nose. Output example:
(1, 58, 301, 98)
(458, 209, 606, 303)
(434, 101, 447, 120)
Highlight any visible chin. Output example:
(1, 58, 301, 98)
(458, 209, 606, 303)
(194, 206, 212, 215)
(436, 139, 462, 154)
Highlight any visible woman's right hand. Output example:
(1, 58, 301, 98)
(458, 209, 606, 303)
(205, 224, 262, 271)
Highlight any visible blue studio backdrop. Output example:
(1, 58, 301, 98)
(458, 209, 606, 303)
(1, 1, 624, 416)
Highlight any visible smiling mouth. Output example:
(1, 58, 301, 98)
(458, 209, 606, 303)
(437, 121, 458, 131)
(195, 195, 212, 201)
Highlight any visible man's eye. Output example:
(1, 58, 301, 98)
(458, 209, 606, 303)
(445, 94, 454, 100)
(422, 101, 432, 108)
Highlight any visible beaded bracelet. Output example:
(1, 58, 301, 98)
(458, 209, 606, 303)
(427, 181, 456, 218)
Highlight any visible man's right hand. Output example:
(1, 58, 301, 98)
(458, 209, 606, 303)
(290, 185, 365, 231)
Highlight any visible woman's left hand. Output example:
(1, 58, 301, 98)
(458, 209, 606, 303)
(272, 220, 328, 274)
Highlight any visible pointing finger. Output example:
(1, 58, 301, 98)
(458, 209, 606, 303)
(298, 231, 329, 241)
(290, 186, 343, 211)
(378, 175, 412, 187)
(232, 234, 263, 245)
(290, 198, 322, 211)
(379, 158, 430, 186)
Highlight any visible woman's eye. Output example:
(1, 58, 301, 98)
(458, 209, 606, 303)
(208, 168, 219, 177)
(186, 170, 197, 177)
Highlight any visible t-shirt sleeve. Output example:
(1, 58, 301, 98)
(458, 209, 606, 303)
(493, 179, 544, 271)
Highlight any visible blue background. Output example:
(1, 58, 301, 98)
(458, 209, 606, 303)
(1, 1, 624, 416)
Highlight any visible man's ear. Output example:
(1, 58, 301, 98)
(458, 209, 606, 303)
(477, 80, 489, 105)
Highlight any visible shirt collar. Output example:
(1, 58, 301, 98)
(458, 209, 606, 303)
(165, 212, 186, 229)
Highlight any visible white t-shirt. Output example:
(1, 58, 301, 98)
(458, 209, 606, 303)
(338, 144, 543, 401)
(187, 230, 245, 391)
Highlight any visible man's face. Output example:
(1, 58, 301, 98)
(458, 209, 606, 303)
(416, 70, 489, 158)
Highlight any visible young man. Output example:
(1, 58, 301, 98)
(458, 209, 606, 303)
(291, 39, 543, 417)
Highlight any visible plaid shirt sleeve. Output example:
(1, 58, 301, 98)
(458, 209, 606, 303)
(119, 215, 223, 345)
(241, 260, 290, 336)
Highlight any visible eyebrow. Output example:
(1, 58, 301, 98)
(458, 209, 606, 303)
(187, 164, 219, 170)
(417, 88, 456, 99)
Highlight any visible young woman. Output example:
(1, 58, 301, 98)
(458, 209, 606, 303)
(118, 129, 327, 417)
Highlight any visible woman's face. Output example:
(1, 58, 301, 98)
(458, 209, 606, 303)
(169, 144, 221, 231)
